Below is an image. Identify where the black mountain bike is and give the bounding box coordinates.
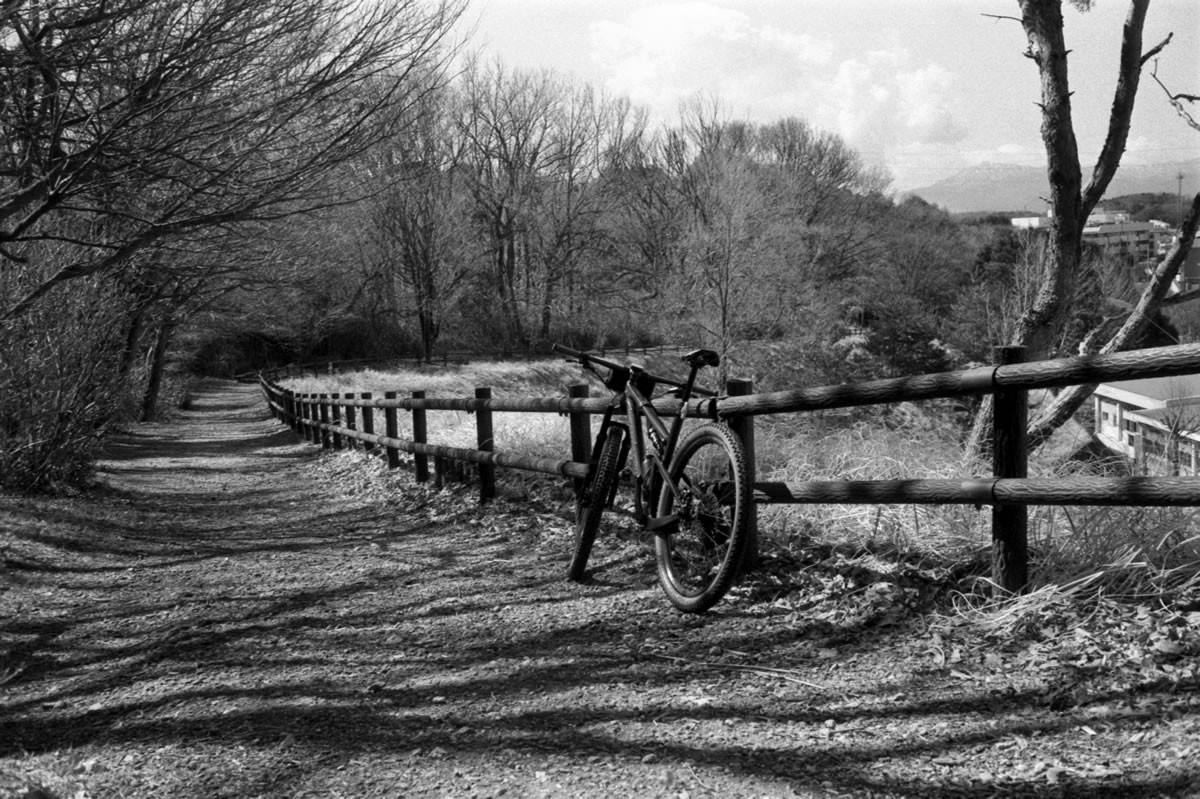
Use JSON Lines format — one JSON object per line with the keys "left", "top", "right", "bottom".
{"left": 554, "top": 344, "right": 750, "bottom": 613}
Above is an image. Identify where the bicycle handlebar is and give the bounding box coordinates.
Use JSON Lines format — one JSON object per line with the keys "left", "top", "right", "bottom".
{"left": 552, "top": 343, "right": 717, "bottom": 398}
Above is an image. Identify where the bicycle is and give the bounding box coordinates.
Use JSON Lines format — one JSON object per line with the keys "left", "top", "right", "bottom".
{"left": 553, "top": 344, "right": 751, "bottom": 613}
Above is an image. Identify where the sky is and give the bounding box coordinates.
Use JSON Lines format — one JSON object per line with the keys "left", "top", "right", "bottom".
{"left": 456, "top": 0, "right": 1200, "bottom": 191}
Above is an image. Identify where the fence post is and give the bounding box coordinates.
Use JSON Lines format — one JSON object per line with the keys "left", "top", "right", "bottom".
{"left": 568, "top": 383, "right": 591, "bottom": 493}
{"left": 282, "top": 388, "right": 293, "bottom": 427}
{"left": 263, "top": 382, "right": 276, "bottom": 419}
{"left": 361, "top": 392, "right": 375, "bottom": 454}
{"left": 726, "top": 378, "right": 759, "bottom": 572}
{"left": 384, "top": 391, "right": 401, "bottom": 469}
{"left": 344, "top": 393, "right": 357, "bottom": 451}
{"left": 298, "top": 394, "right": 309, "bottom": 441}
{"left": 318, "top": 394, "right": 331, "bottom": 449}
{"left": 305, "top": 395, "right": 317, "bottom": 444}
{"left": 476, "top": 387, "right": 495, "bottom": 502}
{"left": 412, "top": 390, "right": 429, "bottom": 482}
{"left": 330, "top": 393, "right": 344, "bottom": 450}
{"left": 287, "top": 390, "right": 298, "bottom": 431}
{"left": 992, "top": 346, "right": 1028, "bottom": 594}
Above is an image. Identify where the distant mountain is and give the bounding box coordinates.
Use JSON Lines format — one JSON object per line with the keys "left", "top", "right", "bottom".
{"left": 905, "top": 159, "right": 1200, "bottom": 214}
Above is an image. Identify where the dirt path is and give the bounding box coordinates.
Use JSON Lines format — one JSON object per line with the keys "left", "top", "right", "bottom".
{"left": 1, "top": 381, "right": 1198, "bottom": 798}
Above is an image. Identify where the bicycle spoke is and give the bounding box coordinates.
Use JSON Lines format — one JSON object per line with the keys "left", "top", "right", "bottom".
{"left": 654, "top": 424, "right": 749, "bottom": 613}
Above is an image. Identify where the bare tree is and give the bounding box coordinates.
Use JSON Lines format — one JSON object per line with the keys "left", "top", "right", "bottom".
{"left": 533, "top": 85, "right": 643, "bottom": 342}
{"left": 661, "top": 98, "right": 791, "bottom": 381}
{"left": 756, "top": 117, "right": 889, "bottom": 227}
{"left": 366, "top": 83, "right": 472, "bottom": 360}
{"left": 0, "top": 0, "right": 466, "bottom": 320}
{"left": 455, "top": 59, "right": 558, "bottom": 346}
{"left": 969, "top": 0, "right": 1200, "bottom": 454}
{"left": 454, "top": 59, "right": 644, "bottom": 348}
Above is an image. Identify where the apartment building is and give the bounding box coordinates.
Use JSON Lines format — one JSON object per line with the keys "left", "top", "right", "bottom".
{"left": 1082, "top": 219, "right": 1159, "bottom": 263}
{"left": 1094, "top": 374, "right": 1200, "bottom": 475}
{"left": 1012, "top": 208, "right": 1168, "bottom": 265}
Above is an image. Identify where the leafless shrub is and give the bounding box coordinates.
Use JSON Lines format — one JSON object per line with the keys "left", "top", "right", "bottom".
{"left": 0, "top": 262, "right": 134, "bottom": 491}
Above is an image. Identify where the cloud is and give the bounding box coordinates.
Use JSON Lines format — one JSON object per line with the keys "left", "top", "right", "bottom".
{"left": 588, "top": 2, "right": 974, "bottom": 188}
{"left": 826, "top": 51, "right": 968, "bottom": 159}
{"left": 590, "top": 4, "right": 965, "bottom": 158}
{"left": 590, "top": 2, "right": 834, "bottom": 119}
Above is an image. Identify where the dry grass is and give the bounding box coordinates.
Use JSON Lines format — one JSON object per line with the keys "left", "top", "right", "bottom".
{"left": 1025, "top": 504, "right": 1200, "bottom": 600}
{"left": 286, "top": 359, "right": 583, "bottom": 398}
{"left": 748, "top": 404, "right": 991, "bottom": 566}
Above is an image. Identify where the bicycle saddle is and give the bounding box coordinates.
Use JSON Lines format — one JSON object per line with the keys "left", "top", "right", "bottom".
{"left": 681, "top": 349, "right": 719, "bottom": 368}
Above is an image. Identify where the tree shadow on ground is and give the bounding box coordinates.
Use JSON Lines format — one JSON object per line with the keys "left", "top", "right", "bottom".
{"left": 4, "top": 381, "right": 1195, "bottom": 798}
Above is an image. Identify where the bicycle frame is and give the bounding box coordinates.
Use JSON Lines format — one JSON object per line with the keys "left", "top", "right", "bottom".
{"left": 569, "top": 350, "right": 712, "bottom": 526}
{"left": 618, "top": 368, "right": 682, "bottom": 524}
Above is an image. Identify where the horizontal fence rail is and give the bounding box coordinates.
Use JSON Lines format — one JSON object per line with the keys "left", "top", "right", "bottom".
{"left": 263, "top": 393, "right": 587, "bottom": 480}
{"left": 258, "top": 341, "right": 1200, "bottom": 595}
{"left": 295, "top": 393, "right": 613, "bottom": 415}
{"left": 755, "top": 477, "right": 1200, "bottom": 507}
{"left": 680, "top": 342, "right": 1200, "bottom": 418}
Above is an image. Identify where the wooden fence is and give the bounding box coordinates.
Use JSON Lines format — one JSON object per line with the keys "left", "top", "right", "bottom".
{"left": 258, "top": 341, "right": 1200, "bottom": 593}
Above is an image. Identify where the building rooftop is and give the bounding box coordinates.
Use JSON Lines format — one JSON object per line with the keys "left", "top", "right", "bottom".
{"left": 1128, "top": 405, "right": 1200, "bottom": 424}
{"left": 1100, "top": 374, "right": 1200, "bottom": 403}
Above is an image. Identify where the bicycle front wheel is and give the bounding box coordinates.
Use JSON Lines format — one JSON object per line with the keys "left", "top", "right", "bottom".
{"left": 655, "top": 423, "right": 750, "bottom": 613}
{"left": 568, "top": 424, "right": 626, "bottom": 582}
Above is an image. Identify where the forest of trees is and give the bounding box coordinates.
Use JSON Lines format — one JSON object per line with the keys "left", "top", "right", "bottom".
{"left": 1, "top": 0, "right": 1197, "bottom": 490}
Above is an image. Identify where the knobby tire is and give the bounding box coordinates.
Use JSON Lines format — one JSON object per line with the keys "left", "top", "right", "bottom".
{"left": 567, "top": 425, "right": 625, "bottom": 581}
{"left": 654, "top": 423, "right": 749, "bottom": 613}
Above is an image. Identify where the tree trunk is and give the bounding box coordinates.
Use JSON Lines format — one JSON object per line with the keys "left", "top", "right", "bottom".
{"left": 1010, "top": 0, "right": 1152, "bottom": 361}
{"left": 418, "top": 305, "right": 438, "bottom": 361}
{"left": 968, "top": 0, "right": 1163, "bottom": 458}
{"left": 1011, "top": 0, "right": 1085, "bottom": 362}
{"left": 1024, "top": 192, "right": 1200, "bottom": 450}
{"left": 540, "top": 267, "right": 557, "bottom": 343}
{"left": 140, "top": 320, "right": 175, "bottom": 422}
{"left": 494, "top": 207, "right": 525, "bottom": 345}
{"left": 119, "top": 305, "right": 149, "bottom": 378}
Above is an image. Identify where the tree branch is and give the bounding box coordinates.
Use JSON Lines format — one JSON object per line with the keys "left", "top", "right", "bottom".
{"left": 1081, "top": 0, "right": 1150, "bottom": 218}
{"left": 1150, "top": 62, "right": 1200, "bottom": 133}
{"left": 1140, "top": 31, "right": 1172, "bottom": 65}
{"left": 1162, "top": 287, "right": 1200, "bottom": 307}
{"left": 1027, "top": 191, "right": 1200, "bottom": 449}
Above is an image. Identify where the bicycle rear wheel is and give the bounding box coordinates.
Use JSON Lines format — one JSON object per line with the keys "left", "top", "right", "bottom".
{"left": 654, "top": 423, "right": 749, "bottom": 613}
{"left": 568, "top": 424, "right": 625, "bottom": 581}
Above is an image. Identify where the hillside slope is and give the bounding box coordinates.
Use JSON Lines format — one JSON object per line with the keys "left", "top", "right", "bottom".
{"left": 907, "top": 159, "right": 1200, "bottom": 214}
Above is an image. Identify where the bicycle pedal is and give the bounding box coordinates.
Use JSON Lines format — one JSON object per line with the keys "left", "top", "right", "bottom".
{"left": 647, "top": 514, "right": 679, "bottom": 535}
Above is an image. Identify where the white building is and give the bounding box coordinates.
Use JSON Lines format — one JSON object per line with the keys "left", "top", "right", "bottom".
{"left": 1082, "top": 220, "right": 1160, "bottom": 263}
{"left": 1011, "top": 208, "right": 1171, "bottom": 265}
{"left": 1169, "top": 246, "right": 1200, "bottom": 294}
{"left": 1011, "top": 214, "right": 1052, "bottom": 230}
{"left": 1094, "top": 374, "right": 1200, "bottom": 475}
